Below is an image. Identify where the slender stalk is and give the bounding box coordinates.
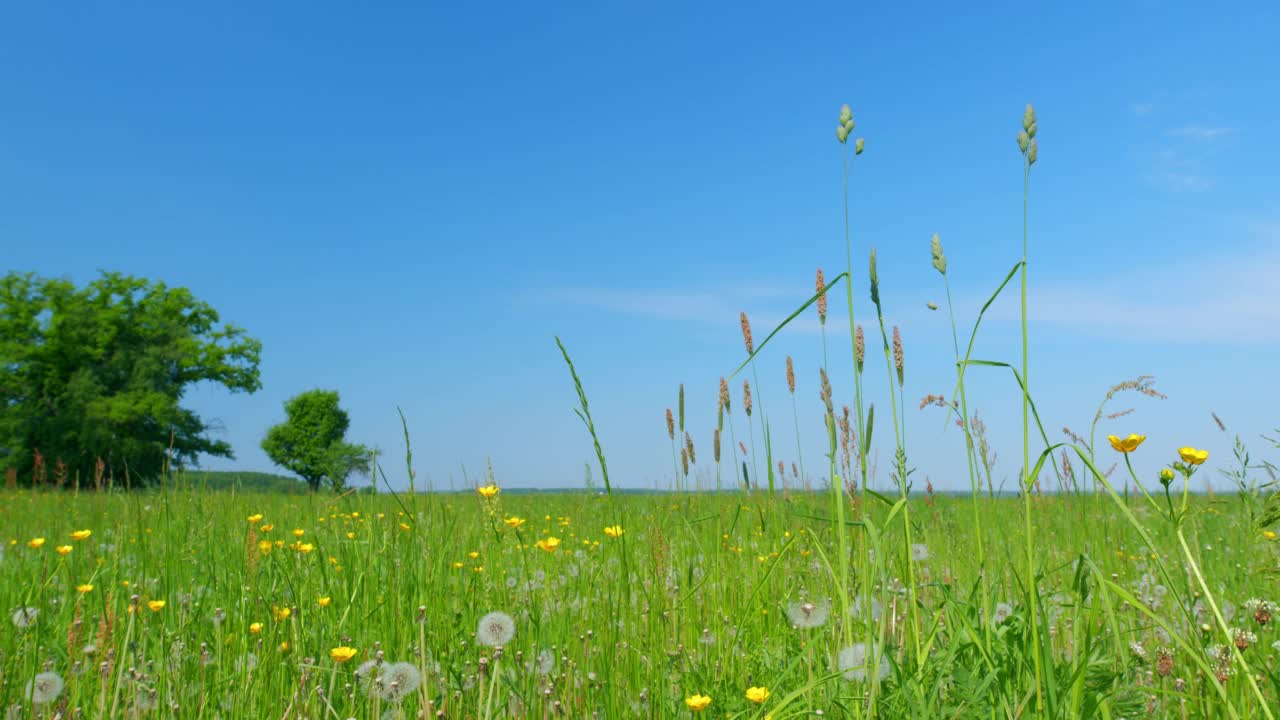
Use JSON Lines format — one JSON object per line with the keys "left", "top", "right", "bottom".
{"left": 1020, "top": 149, "right": 1045, "bottom": 714}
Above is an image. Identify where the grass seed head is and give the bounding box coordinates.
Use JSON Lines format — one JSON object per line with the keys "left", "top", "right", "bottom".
{"left": 815, "top": 268, "right": 828, "bottom": 323}
{"left": 930, "top": 233, "right": 947, "bottom": 275}
{"left": 740, "top": 312, "right": 754, "bottom": 355}
{"left": 743, "top": 380, "right": 753, "bottom": 417}
{"left": 868, "top": 248, "right": 880, "bottom": 306}
{"left": 666, "top": 409, "right": 674, "bottom": 440}
{"left": 786, "top": 356, "right": 796, "bottom": 394}
{"left": 892, "top": 326, "right": 905, "bottom": 387}
{"left": 855, "top": 325, "right": 865, "bottom": 371}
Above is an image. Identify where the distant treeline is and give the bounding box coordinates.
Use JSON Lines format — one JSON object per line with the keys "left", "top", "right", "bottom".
{"left": 178, "top": 470, "right": 310, "bottom": 494}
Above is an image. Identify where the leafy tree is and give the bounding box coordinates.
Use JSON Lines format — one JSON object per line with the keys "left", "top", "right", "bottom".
{"left": 0, "top": 271, "right": 262, "bottom": 486}
{"left": 261, "top": 389, "right": 370, "bottom": 491}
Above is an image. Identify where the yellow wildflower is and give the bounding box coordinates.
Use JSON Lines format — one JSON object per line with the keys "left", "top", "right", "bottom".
{"left": 249, "top": 622, "right": 263, "bottom": 634}
{"left": 297, "top": 543, "right": 315, "bottom": 554}
{"left": 477, "top": 484, "right": 500, "bottom": 498}
{"left": 536, "top": 537, "right": 561, "bottom": 553}
{"left": 147, "top": 600, "right": 166, "bottom": 612}
{"left": 317, "top": 596, "right": 331, "bottom": 607}
{"left": 56, "top": 545, "right": 72, "bottom": 555}
{"left": 604, "top": 525, "right": 624, "bottom": 538}
{"left": 329, "top": 646, "right": 358, "bottom": 663}
{"left": 70, "top": 529, "right": 92, "bottom": 541}
{"left": 292, "top": 528, "right": 305, "bottom": 537}
{"left": 273, "top": 606, "right": 291, "bottom": 621}
{"left": 1178, "top": 447, "right": 1209, "bottom": 465}
{"left": 1107, "top": 434, "right": 1146, "bottom": 453}
{"left": 247, "top": 514, "right": 263, "bottom": 523}
{"left": 685, "top": 694, "right": 711, "bottom": 711}
{"left": 746, "top": 686, "right": 770, "bottom": 704}
{"left": 504, "top": 516, "right": 526, "bottom": 528}
{"left": 258, "top": 540, "right": 273, "bottom": 554}
{"left": 27, "top": 538, "right": 45, "bottom": 549}
{"left": 1264, "top": 530, "right": 1277, "bottom": 541}
{"left": 76, "top": 584, "right": 94, "bottom": 593}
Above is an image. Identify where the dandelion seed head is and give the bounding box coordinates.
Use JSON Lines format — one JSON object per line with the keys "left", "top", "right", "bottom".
{"left": 26, "top": 672, "right": 64, "bottom": 705}
{"left": 477, "top": 611, "right": 516, "bottom": 647}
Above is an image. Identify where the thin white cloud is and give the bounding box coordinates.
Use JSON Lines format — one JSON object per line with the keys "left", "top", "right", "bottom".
{"left": 1132, "top": 102, "right": 1158, "bottom": 117}
{"left": 1015, "top": 243, "right": 1280, "bottom": 343}
{"left": 1166, "top": 126, "right": 1234, "bottom": 141}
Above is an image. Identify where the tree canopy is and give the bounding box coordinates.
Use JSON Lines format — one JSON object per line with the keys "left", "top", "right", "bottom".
{"left": 261, "top": 389, "right": 370, "bottom": 492}
{"left": 0, "top": 271, "right": 261, "bottom": 486}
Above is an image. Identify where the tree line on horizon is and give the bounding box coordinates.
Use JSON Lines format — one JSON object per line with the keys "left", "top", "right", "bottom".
{"left": 0, "top": 271, "right": 368, "bottom": 491}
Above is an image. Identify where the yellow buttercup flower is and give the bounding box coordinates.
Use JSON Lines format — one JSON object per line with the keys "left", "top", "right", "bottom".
{"left": 477, "top": 484, "right": 500, "bottom": 498}
{"left": 297, "top": 543, "right": 315, "bottom": 554}
{"left": 258, "top": 540, "right": 273, "bottom": 554}
{"left": 70, "top": 529, "right": 92, "bottom": 541}
{"left": 1263, "top": 530, "right": 1277, "bottom": 541}
{"left": 745, "top": 686, "right": 771, "bottom": 704}
{"left": 249, "top": 622, "right": 263, "bottom": 634}
{"left": 273, "top": 606, "right": 292, "bottom": 621}
{"left": 536, "top": 537, "right": 561, "bottom": 553}
{"left": 260, "top": 524, "right": 274, "bottom": 532}
{"left": 27, "top": 538, "right": 45, "bottom": 549}
{"left": 56, "top": 545, "right": 72, "bottom": 555}
{"left": 247, "top": 514, "right": 263, "bottom": 523}
{"left": 685, "top": 694, "right": 711, "bottom": 711}
{"left": 292, "top": 528, "right": 305, "bottom": 537}
{"left": 147, "top": 600, "right": 166, "bottom": 612}
{"left": 1178, "top": 447, "right": 1209, "bottom": 465}
{"left": 76, "top": 584, "right": 94, "bottom": 593}
{"left": 329, "top": 646, "right": 358, "bottom": 663}
{"left": 504, "top": 516, "right": 526, "bottom": 528}
{"left": 317, "top": 596, "right": 331, "bottom": 607}
{"left": 1107, "top": 434, "right": 1146, "bottom": 453}
{"left": 604, "top": 525, "right": 624, "bottom": 538}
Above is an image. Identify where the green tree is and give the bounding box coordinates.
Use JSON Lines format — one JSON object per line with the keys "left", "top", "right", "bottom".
{"left": 0, "top": 271, "right": 262, "bottom": 486}
{"left": 261, "top": 389, "right": 370, "bottom": 492}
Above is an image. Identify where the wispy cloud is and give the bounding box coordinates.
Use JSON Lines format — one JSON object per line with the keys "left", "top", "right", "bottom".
{"left": 1166, "top": 125, "right": 1234, "bottom": 141}
{"left": 1011, "top": 237, "right": 1280, "bottom": 343}
{"left": 526, "top": 282, "right": 855, "bottom": 337}
{"left": 1131, "top": 101, "right": 1158, "bottom": 117}
{"left": 1142, "top": 124, "right": 1235, "bottom": 192}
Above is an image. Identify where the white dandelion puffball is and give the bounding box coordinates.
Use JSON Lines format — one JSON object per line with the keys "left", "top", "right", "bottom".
{"left": 26, "top": 671, "right": 65, "bottom": 705}
{"left": 477, "top": 611, "right": 516, "bottom": 647}
{"left": 12, "top": 607, "right": 38, "bottom": 629}
{"left": 377, "top": 662, "right": 423, "bottom": 703}
{"left": 786, "top": 600, "right": 831, "bottom": 629}
{"left": 992, "top": 602, "right": 1013, "bottom": 625}
{"left": 837, "top": 644, "right": 890, "bottom": 682}
{"left": 535, "top": 648, "right": 555, "bottom": 675}
{"left": 851, "top": 596, "right": 883, "bottom": 622}
{"left": 910, "top": 543, "right": 930, "bottom": 562}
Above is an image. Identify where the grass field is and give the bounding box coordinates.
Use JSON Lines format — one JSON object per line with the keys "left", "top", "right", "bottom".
{"left": 1, "top": 485, "right": 1279, "bottom": 718}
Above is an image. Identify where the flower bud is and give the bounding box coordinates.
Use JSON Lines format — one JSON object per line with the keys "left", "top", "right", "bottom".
{"left": 1028, "top": 139, "right": 1038, "bottom": 165}
{"left": 1159, "top": 467, "right": 1175, "bottom": 487}
{"left": 836, "top": 125, "right": 850, "bottom": 144}
{"left": 839, "top": 104, "right": 853, "bottom": 126}
{"left": 1023, "top": 103, "right": 1036, "bottom": 132}
{"left": 1017, "top": 130, "right": 1029, "bottom": 153}
{"left": 854, "top": 137, "right": 864, "bottom": 155}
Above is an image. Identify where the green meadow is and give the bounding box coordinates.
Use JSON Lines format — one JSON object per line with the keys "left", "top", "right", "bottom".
{"left": 3, "top": 103, "right": 1278, "bottom": 720}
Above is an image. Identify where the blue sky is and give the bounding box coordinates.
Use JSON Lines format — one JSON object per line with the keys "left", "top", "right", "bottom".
{"left": 2, "top": 2, "right": 1277, "bottom": 491}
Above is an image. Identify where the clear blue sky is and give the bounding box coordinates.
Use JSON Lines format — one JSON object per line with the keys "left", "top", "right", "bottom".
{"left": 3, "top": 2, "right": 1277, "bottom": 491}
